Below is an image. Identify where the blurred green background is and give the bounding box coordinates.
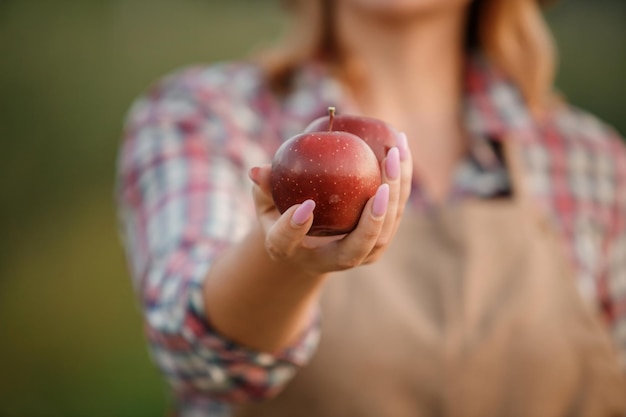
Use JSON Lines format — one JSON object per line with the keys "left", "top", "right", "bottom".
{"left": 0, "top": 0, "right": 624, "bottom": 416}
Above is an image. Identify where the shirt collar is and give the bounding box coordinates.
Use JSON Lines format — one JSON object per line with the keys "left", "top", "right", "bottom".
{"left": 463, "top": 54, "right": 536, "bottom": 142}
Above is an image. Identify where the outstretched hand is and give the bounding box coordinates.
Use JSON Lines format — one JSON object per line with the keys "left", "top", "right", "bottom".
{"left": 249, "top": 132, "right": 412, "bottom": 277}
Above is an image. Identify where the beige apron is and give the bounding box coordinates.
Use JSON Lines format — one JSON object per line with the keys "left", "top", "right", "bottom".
{"left": 235, "top": 143, "right": 626, "bottom": 417}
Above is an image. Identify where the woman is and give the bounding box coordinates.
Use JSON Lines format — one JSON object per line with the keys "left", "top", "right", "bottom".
{"left": 117, "top": 0, "right": 626, "bottom": 415}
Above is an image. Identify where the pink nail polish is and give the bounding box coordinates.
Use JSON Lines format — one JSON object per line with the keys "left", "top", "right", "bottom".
{"left": 385, "top": 147, "right": 400, "bottom": 180}
{"left": 248, "top": 167, "right": 260, "bottom": 185}
{"left": 292, "top": 200, "right": 316, "bottom": 226}
{"left": 372, "top": 184, "right": 389, "bottom": 218}
{"left": 397, "top": 132, "right": 409, "bottom": 161}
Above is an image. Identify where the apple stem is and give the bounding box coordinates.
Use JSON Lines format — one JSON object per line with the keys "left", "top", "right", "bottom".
{"left": 328, "top": 106, "right": 335, "bottom": 131}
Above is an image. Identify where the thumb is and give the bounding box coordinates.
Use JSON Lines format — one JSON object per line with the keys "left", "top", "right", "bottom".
{"left": 265, "top": 200, "right": 316, "bottom": 261}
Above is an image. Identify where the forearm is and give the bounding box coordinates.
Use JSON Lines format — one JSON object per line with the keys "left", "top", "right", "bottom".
{"left": 203, "top": 223, "right": 328, "bottom": 354}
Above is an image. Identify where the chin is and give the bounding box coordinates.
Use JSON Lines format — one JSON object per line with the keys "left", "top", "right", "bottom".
{"left": 347, "top": 0, "right": 470, "bottom": 16}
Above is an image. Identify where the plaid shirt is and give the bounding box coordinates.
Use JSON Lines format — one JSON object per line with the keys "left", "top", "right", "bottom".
{"left": 116, "top": 56, "right": 626, "bottom": 416}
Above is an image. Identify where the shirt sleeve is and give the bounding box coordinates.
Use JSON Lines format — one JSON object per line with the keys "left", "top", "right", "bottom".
{"left": 115, "top": 65, "right": 321, "bottom": 403}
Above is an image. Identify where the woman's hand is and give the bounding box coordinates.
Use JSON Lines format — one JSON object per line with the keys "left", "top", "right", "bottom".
{"left": 203, "top": 133, "right": 411, "bottom": 353}
{"left": 249, "top": 132, "right": 412, "bottom": 277}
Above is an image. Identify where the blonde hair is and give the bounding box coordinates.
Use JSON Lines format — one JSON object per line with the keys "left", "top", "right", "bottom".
{"left": 258, "top": 0, "right": 556, "bottom": 111}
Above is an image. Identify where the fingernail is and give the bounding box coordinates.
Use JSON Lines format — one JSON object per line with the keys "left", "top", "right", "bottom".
{"left": 385, "top": 147, "right": 400, "bottom": 180}
{"left": 397, "top": 132, "right": 409, "bottom": 161}
{"left": 372, "top": 184, "right": 389, "bottom": 218}
{"left": 292, "top": 200, "right": 316, "bottom": 226}
{"left": 248, "top": 167, "right": 260, "bottom": 185}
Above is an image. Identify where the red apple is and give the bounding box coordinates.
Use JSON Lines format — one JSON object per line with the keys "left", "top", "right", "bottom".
{"left": 304, "top": 108, "right": 398, "bottom": 163}
{"left": 270, "top": 127, "right": 381, "bottom": 236}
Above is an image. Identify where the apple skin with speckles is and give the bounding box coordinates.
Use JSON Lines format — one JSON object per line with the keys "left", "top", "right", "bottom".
{"left": 304, "top": 114, "right": 398, "bottom": 163}
{"left": 270, "top": 131, "right": 381, "bottom": 236}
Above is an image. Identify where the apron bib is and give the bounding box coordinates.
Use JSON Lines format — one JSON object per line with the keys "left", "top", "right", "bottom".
{"left": 235, "top": 143, "right": 626, "bottom": 417}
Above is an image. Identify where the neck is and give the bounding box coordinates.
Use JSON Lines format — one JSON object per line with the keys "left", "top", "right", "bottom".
{"left": 335, "top": 4, "right": 472, "bottom": 203}
{"left": 336, "top": 5, "right": 469, "bottom": 136}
